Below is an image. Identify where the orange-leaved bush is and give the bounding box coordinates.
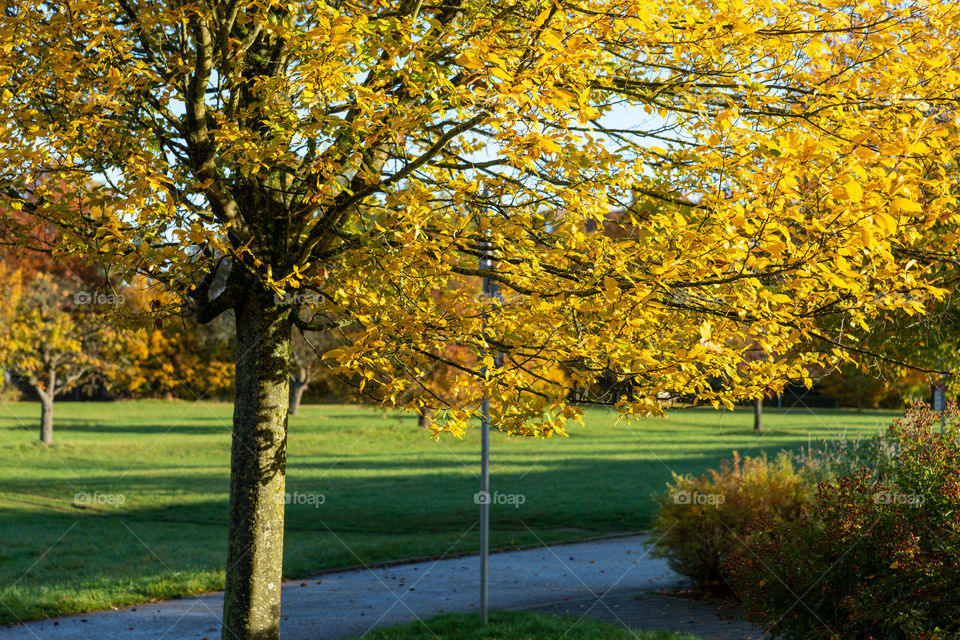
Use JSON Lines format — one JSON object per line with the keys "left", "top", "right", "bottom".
{"left": 726, "top": 403, "right": 960, "bottom": 640}
{"left": 651, "top": 452, "right": 810, "bottom": 594}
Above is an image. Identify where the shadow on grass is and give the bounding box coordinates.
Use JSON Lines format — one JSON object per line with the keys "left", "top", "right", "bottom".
{"left": 0, "top": 417, "right": 894, "bottom": 626}
{"left": 1, "top": 433, "right": 822, "bottom": 538}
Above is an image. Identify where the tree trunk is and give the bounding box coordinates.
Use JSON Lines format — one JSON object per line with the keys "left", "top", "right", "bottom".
{"left": 288, "top": 380, "right": 307, "bottom": 416}
{"left": 39, "top": 393, "right": 54, "bottom": 445}
{"left": 39, "top": 367, "right": 56, "bottom": 445}
{"left": 222, "top": 290, "right": 292, "bottom": 640}
{"left": 417, "top": 407, "right": 434, "bottom": 428}
{"left": 754, "top": 395, "right": 762, "bottom": 432}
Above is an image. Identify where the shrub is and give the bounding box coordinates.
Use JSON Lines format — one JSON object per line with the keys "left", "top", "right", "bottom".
{"left": 0, "top": 385, "right": 21, "bottom": 403}
{"left": 725, "top": 402, "right": 960, "bottom": 640}
{"left": 650, "top": 452, "right": 810, "bottom": 594}
{"left": 792, "top": 427, "right": 898, "bottom": 484}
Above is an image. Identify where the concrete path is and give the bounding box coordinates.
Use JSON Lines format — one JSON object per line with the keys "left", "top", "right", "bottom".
{"left": 0, "top": 535, "right": 762, "bottom": 640}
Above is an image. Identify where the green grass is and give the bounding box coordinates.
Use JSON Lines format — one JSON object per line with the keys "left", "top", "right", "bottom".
{"left": 0, "top": 399, "right": 898, "bottom": 624}
{"left": 351, "top": 611, "right": 702, "bottom": 639}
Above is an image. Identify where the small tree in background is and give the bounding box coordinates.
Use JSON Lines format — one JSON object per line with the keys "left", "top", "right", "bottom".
{"left": 287, "top": 327, "right": 344, "bottom": 415}
{"left": 116, "top": 282, "right": 236, "bottom": 400}
{"left": 0, "top": 267, "right": 116, "bottom": 443}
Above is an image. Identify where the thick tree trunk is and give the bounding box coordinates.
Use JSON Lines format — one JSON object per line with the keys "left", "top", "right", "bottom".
{"left": 754, "top": 396, "right": 762, "bottom": 432}
{"left": 39, "top": 367, "right": 55, "bottom": 445}
{"left": 288, "top": 380, "right": 307, "bottom": 416}
{"left": 221, "top": 291, "right": 292, "bottom": 640}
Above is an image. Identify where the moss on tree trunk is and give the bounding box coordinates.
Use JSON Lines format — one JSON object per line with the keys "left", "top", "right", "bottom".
{"left": 222, "top": 290, "right": 292, "bottom": 640}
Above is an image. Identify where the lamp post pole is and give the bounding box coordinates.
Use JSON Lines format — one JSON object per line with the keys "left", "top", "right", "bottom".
{"left": 478, "top": 236, "right": 500, "bottom": 623}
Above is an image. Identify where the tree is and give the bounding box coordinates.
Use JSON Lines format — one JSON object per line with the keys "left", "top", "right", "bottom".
{"left": 0, "top": 267, "right": 114, "bottom": 443}
{"left": 116, "top": 279, "right": 236, "bottom": 400}
{"left": 117, "top": 319, "right": 236, "bottom": 399}
{"left": 812, "top": 239, "right": 960, "bottom": 405}
{"left": 2, "top": 2, "right": 959, "bottom": 638}
{"left": 368, "top": 342, "right": 482, "bottom": 428}
{"left": 287, "top": 327, "right": 336, "bottom": 415}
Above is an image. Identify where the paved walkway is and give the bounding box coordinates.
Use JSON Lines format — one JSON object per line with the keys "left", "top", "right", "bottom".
{"left": 0, "top": 535, "right": 763, "bottom": 640}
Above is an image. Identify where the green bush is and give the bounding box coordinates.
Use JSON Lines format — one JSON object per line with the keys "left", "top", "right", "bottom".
{"left": 650, "top": 452, "right": 810, "bottom": 594}
{"left": 792, "top": 426, "right": 898, "bottom": 483}
{"left": 725, "top": 402, "right": 960, "bottom": 640}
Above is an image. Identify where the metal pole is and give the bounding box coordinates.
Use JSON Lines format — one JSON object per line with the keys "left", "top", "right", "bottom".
{"left": 480, "top": 387, "right": 490, "bottom": 622}
{"left": 479, "top": 241, "right": 495, "bottom": 624}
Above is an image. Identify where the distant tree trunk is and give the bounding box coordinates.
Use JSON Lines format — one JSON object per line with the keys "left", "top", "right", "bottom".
{"left": 39, "top": 396, "right": 54, "bottom": 445}
{"left": 417, "top": 407, "right": 434, "bottom": 428}
{"left": 39, "top": 367, "right": 56, "bottom": 445}
{"left": 754, "top": 396, "right": 762, "bottom": 432}
{"left": 288, "top": 379, "right": 307, "bottom": 416}
{"left": 222, "top": 289, "right": 292, "bottom": 640}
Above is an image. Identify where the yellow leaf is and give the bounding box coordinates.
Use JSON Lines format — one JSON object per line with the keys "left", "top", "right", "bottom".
{"left": 454, "top": 51, "right": 484, "bottom": 70}
{"left": 540, "top": 137, "right": 562, "bottom": 155}
{"left": 541, "top": 30, "right": 561, "bottom": 49}
{"left": 322, "top": 347, "right": 348, "bottom": 361}
{"left": 533, "top": 8, "right": 552, "bottom": 27}
{"left": 603, "top": 276, "right": 619, "bottom": 301}
{"left": 891, "top": 198, "right": 922, "bottom": 215}
{"left": 874, "top": 211, "right": 897, "bottom": 235}
{"left": 489, "top": 66, "right": 512, "bottom": 81}
{"left": 699, "top": 321, "right": 712, "bottom": 341}
{"left": 844, "top": 180, "right": 863, "bottom": 203}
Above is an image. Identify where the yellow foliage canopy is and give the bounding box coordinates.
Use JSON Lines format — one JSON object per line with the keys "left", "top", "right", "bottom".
{"left": 0, "top": 0, "right": 958, "bottom": 435}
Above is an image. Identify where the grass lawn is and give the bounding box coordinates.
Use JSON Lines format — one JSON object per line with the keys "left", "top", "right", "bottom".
{"left": 351, "top": 611, "right": 702, "bottom": 639}
{"left": 0, "top": 399, "right": 898, "bottom": 624}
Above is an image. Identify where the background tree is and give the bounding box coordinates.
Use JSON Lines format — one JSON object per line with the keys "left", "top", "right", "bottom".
{"left": 813, "top": 246, "right": 960, "bottom": 406}
{"left": 103, "top": 275, "right": 235, "bottom": 400}
{"left": 115, "top": 319, "right": 235, "bottom": 399}
{"left": 818, "top": 362, "right": 901, "bottom": 410}
{"left": 3, "top": 2, "right": 960, "bottom": 639}
{"left": 287, "top": 327, "right": 339, "bottom": 415}
{"left": 0, "top": 267, "right": 116, "bottom": 443}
